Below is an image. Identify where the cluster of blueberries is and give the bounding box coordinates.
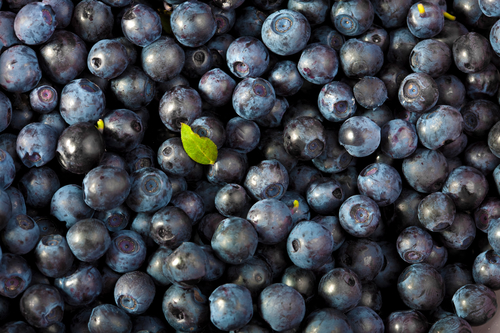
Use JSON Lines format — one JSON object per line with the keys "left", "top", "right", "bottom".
{"left": 2, "top": 0, "right": 500, "bottom": 331}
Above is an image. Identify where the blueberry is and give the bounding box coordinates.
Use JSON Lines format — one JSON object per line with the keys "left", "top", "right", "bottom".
{"left": 224, "top": 117, "right": 260, "bottom": 153}
{"left": 281, "top": 190, "right": 311, "bottom": 225}
{"left": 14, "top": 2, "right": 56, "bottom": 45}
{"left": 281, "top": 265, "right": 316, "bottom": 302}
{"left": 146, "top": 246, "right": 173, "bottom": 287}
{"left": 95, "top": 204, "right": 131, "bottom": 232}
{"left": 306, "top": 178, "right": 344, "bottom": 214}
{"left": 150, "top": 206, "right": 191, "bottom": 248}
{"left": 227, "top": 36, "right": 269, "bottom": 78}
{"left": 442, "top": 166, "right": 488, "bottom": 211}
{"left": 50, "top": 185, "right": 95, "bottom": 229}
{"left": 164, "top": 242, "right": 207, "bottom": 286}
{"left": 215, "top": 183, "right": 252, "bottom": 218}
{"left": 283, "top": 116, "right": 326, "bottom": 160}
{"left": 244, "top": 159, "right": 289, "bottom": 201}
{"left": 126, "top": 167, "right": 172, "bottom": 213}
{"left": 402, "top": 148, "right": 448, "bottom": 193}
{"left": 171, "top": 190, "right": 205, "bottom": 223}
{"left": 35, "top": 234, "right": 74, "bottom": 278}
{"left": 19, "top": 166, "right": 60, "bottom": 209}
{"left": 340, "top": 38, "right": 384, "bottom": 78}
{"left": 0, "top": 321, "right": 36, "bottom": 333}
{"left": 353, "top": 76, "right": 388, "bottom": 109}
{"left": 182, "top": 45, "right": 213, "bottom": 79}
{"left": 0, "top": 150, "right": 15, "bottom": 190}
{"left": 141, "top": 37, "right": 185, "bottom": 83}
{"left": 5, "top": 187, "right": 25, "bottom": 217}
{"left": 452, "top": 284, "right": 497, "bottom": 326}
{"left": 358, "top": 163, "right": 402, "bottom": 207}
{"left": 87, "top": 39, "right": 130, "bottom": 80}
{"left": 338, "top": 116, "right": 381, "bottom": 158}
{"left": 232, "top": 77, "right": 276, "bottom": 120}
{"left": 428, "top": 316, "right": 472, "bottom": 333}
{"left": 246, "top": 198, "right": 292, "bottom": 244}
{"left": 261, "top": 9, "right": 311, "bottom": 56}
{"left": 259, "top": 130, "right": 298, "bottom": 172}
{"left": 337, "top": 239, "right": 383, "bottom": 282}
{"left": 110, "top": 66, "right": 155, "bottom": 111}
{"left": 398, "top": 73, "right": 439, "bottom": 113}
{"left": 71, "top": 0, "right": 113, "bottom": 43}
{"left": 474, "top": 197, "right": 500, "bottom": 233}
{"left": 317, "top": 81, "right": 357, "bottom": 122}
{"left": 88, "top": 304, "right": 132, "bottom": 333}
{"left": 331, "top": 0, "right": 374, "bottom": 36}
{"left": 303, "top": 308, "right": 353, "bottom": 333}
{"left": 359, "top": 24, "right": 390, "bottom": 51}
{"left": 258, "top": 283, "right": 305, "bottom": 331}
{"left": 310, "top": 25, "right": 345, "bottom": 51}
{"left": 439, "top": 212, "right": 476, "bottom": 250}
{"left": 132, "top": 316, "right": 167, "bottom": 333}
{"left": 54, "top": 262, "right": 102, "bottom": 306}
{"left": 162, "top": 284, "right": 209, "bottom": 332}
{"left": 0, "top": 253, "right": 32, "bottom": 298}
{"left": 410, "top": 39, "right": 452, "bottom": 78}
{"left": 114, "top": 271, "right": 155, "bottom": 315}
{"left": 157, "top": 137, "right": 197, "bottom": 178}
{"left": 385, "top": 310, "right": 429, "bottom": 333}
{"left": 211, "top": 217, "right": 258, "bottom": 265}
{"left": 435, "top": 75, "right": 466, "bottom": 109}
{"left": 66, "top": 218, "right": 111, "bottom": 262}
{"left": 380, "top": 119, "right": 418, "bottom": 159}
{"left": 298, "top": 43, "right": 338, "bottom": 85}
{"left": 20, "top": 284, "right": 64, "bottom": 328}
{"left": 287, "top": 220, "right": 334, "bottom": 269}
{"left": 201, "top": 245, "right": 225, "bottom": 281}
{"left": 407, "top": 2, "right": 444, "bottom": 38}
{"left": 397, "top": 263, "right": 445, "bottom": 310}
{"left": 288, "top": 164, "right": 323, "bottom": 196}
{"left": 30, "top": 85, "right": 58, "bottom": 114}
{"left": 170, "top": 0, "right": 216, "bottom": 47}
{"left": 83, "top": 166, "right": 131, "bottom": 211}
{"left": 16, "top": 122, "right": 58, "bottom": 168}
{"left": 59, "top": 79, "right": 105, "bottom": 125}
{"left": 346, "top": 306, "right": 384, "bottom": 333}
{"left": 210, "top": 284, "right": 253, "bottom": 331}
{"left": 232, "top": 6, "right": 266, "bottom": 38}
{"left": 1, "top": 214, "right": 40, "bottom": 255}
{"left": 454, "top": 32, "right": 492, "bottom": 74}
{"left": 225, "top": 256, "right": 272, "bottom": 298}
{"left": 339, "top": 194, "right": 381, "bottom": 238}
{"left": 121, "top": 4, "right": 161, "bottom": 47}
{"left": 464, "top": 141, "right": 500, "bottom": 175}
{"left": 464, "top": 63, "right": 500, "bottom": 99}
{"left": 106, "top": 230, "right": 146, "bottom": 273}
{"left": 319, "top": 268, "right": 362, "bottom": 312}
{"left": 206, "top": 148, "right": 248, "bottom": 185}
{"left": 418, "top": 192, "right": 456, "bottom": 232}
{"left": 416, "top": 105, "right": 464, "bottom": 150}
{"left": 397, "top": 226, "right": 434, "bottom": 264}
{"left": 371, "top": 0, "right": 411, "bottom": 28}
{"left": 473, "top": 250, "right": 500, "bottom": 290}
{"left": 0, "top": 12, "right": 20, "bottom": 54}
{"left": 198, "top": 68, "right": 236, "bottom": 107}
{"left": 159, "top": 86, "right": 202, "bottom": 132}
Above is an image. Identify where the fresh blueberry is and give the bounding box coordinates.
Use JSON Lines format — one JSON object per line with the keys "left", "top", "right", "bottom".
{"left": 442, "top": 166, "right": 488, "bottom": 211}
{"left": 35, "top": 234, "right": 74, "bottom": 278}
{"left": 224, "top": 117, "right": 260, "bottom": 153}
{"left": 170, "top": 0, "right": 216, "bottom": 47}
{"left": 346, "top": 306, "right": 384, "bottom": 333}
{"left": 454, "top": 32, "right": 491, "bottom": 74}
{"left": 407, "top": 2, "right": 444, "bottom": 38}
{"left": 71, "top": 0, "right": 114, "bottom": 43}
{"left": 1, "top": 214, "right": 40, "bottom": 255}
{"left": 20, "top": 284, "right": 64, "bottom": 328}
{"left": 452, "top": 284, "right": 497, "bottom": 326}
{"left": 16, "top": 122, "right": 58, "bottom": 168}
{"left": 106, "top": 230, "right": 146, "bottom": 273}
{"left": 402, "top": 148, "right": 448, "bottom": 193}
{"left": 50, "top": 185, "right": 95, "bottom": 229}
{"left": 397, "top": 263, "right": 445, "bottom": 310}
{"left": 54, "top": 262, "right": 102, "bottom": 306}
{"left": 210, "top": 284, "right": 253, "bottom": 331}
{"left": 162, "top": 284, "right": 209, "bottom": 332}
{"left": 258, "top": 283, "right": 305, "bottom": 331}
{"left": 88, "top": 304, "right": 132, "bottom": 333}
{"left": 164, "top": 242, "right": 207, "bottom": 286}
{"left": 0, "top": 253, "right": 32, "bottom": 298}
{"left": 211, "top": 217, "right": 258, "bottom": 265}
{"left": 319, "top": 267, "right": 362, "bottom": 312}
{"left": 244, "top": 159, "right": 289, "bottom": 201}
{"left": 150, "top": 206, "right": 191, "bottom": 248}
{"left": 83, "top": 165, "right": 132, "bottom": 211}
{"left": 198, "top": 68, "right": 236, "bottom": 107}
{"left": 317, "top": 81, "right": 357, "bottom": 122}
{"left": 59, "top": 79, "right": 105, "bottom": 125}
{"left": 126, "top": 167, "right": 172, "bottom": 213}
{"left": 410, "top": 39, "right": 452, "bottom": 78}
{"left": 331, "top": 0, "right": 374, "bottom": 36}
{"left": 398, "top": 73, "right": 439, "bottom": 113}
{"left": 306, "top": 178, "right": 344, "bottom": 214}
{"left": 232, "top": 77, "right": 276, "bottom": 121}
{"left": 114, "top": 271, "right": 155, "bottom": 315}
{"left": 141, "top": 37, "right": 185, "bottom": 83}
{"left": 287, "top": 220, "right": 334, "bottom": 269}
{"left": 340, "top": 38, "right": 384, "bottom": 77}
{"left": 121, "top": 4, "right": 161, "bottom": 47}
{"left": 66, "top": 218, "right": 111, "bottom": 262}
{"left": 14, "top": 2, "right": 56, "bottom": 45}
{"left": 88, "top": 39, "right": 130, "bottom": 80}
{"left": 338, "top": 116, "right": 381, "bottom": 158}
{"left": 339, "top": 194, "right": 381, "bottom": 238}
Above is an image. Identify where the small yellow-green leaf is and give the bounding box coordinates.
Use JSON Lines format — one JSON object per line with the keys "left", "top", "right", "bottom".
{"left": 157, "top": 9, "right": 173, "bottom": 35}
{"left": 181, "top": 123, "right": 218, "bottom": 165}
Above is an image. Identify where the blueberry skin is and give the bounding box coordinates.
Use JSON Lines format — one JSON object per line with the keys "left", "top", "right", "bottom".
{"left": 385, "top": 310, "right": 429, "bottom": 333}
{"left": 312, "top": 215, "right": 346, "bottom": 251}
{"left": 475, "top": 197, "right": 500, "bottom": 233}
{"left": 95, "top": 204, "right": 131, "bottom": 232}
{"left": 159, "top": 86, "right": 202, "bottom": 132}
{"left": 402, "top": 148, "right": 448, "bottom": 193}
{"left": 201, "top": 245, "right": 225, "bottom": 281}
{"left": 198, "top": 213, "right": 224, "bottom": 243}
{"left": 287, "top": 221, "right": 334, "bottom": 269}
{"left": 50, "top": 185, "right": 95, "bottom": 229}
{"left": 442, "top": 166, "right": 488, "bottom": 211}
{"left": 150, "top": 206, "right": 191, "bottom": 248}
{"left": 126, "top": 167, "right": 172, "bottom": 213}
{"left": 244, "top": 159, "right": 289, "bottom": 201}
{"left": 121, "top": 4, "right": 161, "bottom": 48}
{"left": 307, "top": 179, "right": 344, "bottom": 214}
{"left": 298, "top": 43, "right": 338, "bottom": 85}
{"left": 224, "top": 117, "right": 260, "bottom": 153}
{"left": 71, "top": 0, "right": 113, "bottom": 43}
{"left": 30, "top": 85, "right": 58, "bottom": 114}
{"left": 358, "top": 163, "right": 402, "bottom": 207}
{"left": 1, "top": 214, "right": 40, "bottom": 255}
{"left": 340, "top": 39, "right": 384, "bottom": 78}
{"left": 226, "top": 36, "right": 269, "bottom": 79}
{"left": 283, "top": 116, "right": 326, "bottom": 160}
{"left": 489, "top": 121, "right": 500, "bottom": 158}
{"left": 164, "top": 242, "right": 207, "bottom": 286}
{"left": 106, "top": 230, "right": 146, "bottom": 273}
{"left": 491, "top": 19, "right": 500, "bottom": 56}
{"left": 66, "top": 218, "right": 111, "bottom": 262}
{"left": 371, "top": 0, "right": 411, "bottom": 28}
{"left": 225, "top": 256, "right": 272, "bottom": 298}
{"left": 439, "top": 212, "right": 476, "bottom": 250}
{"left": 353, "top": 76, "right": 387, "bottom": 109}
{"left": 54, "top": 262, "right": 102, "bottom": 306}
{"left": 124, "top": 144, "right": 155, "bottom": 174}
{"left": 198, "top": 69, "right": 235, "bottom": 107}
{"left": 16, "top": 122, "right": 57, "bottom": 168}
{"left": 465, "top": 63, "right": 500, "bottom": 99}
{"left": 232, "top": 77, "right": 276, "bottom": 121}
{"left": 281, "top": 265, "right": 316, "bottom": 302}
{"left": 464, "top": 141, "right": 500, "bottom": 175}
{"left": 141, "top": 37, "right": 185, "bottom": 83}
{"left": 0, "top": 45, "right": 42, "bottom": 93}
{"left": 114, "top": 271, "right": 155, "bottom": 315}
{"left": 489, "top": 218, "right": 500, "bottom": 254}
{"left": 0, "top": 321, "right": 36, "bottom": 333}
{"left": 211, "top": 217, "right": 258, "bottom": 265}
{"left": 288, "top": 164, "right": 323, "bottom": 196}
{"left": 209, "top": 284, "right": 253, "bottom": 331}
{"left": 20, "top": 284, "right": 64, "bottom": 328}
{"left": 319, "top": 268, "right": 362, "bottom": 312}
{"left": 146, "top": 246, "right": 172, "bottom": 287}
{"left": 258, "top": 283, "right": 305, "bottom": 331}
{"left": 359, "top": 24, "right": 390, "bottom": 52}
{"left": 473, "top": 250, "right": 500, "bottom": 290}
{"left": 410, "top": 39, "right": 452, "bottom": 78}
{"left": 88, "top": 304, "right": 132, "bottom": 333}
{"left": 310, "top": 25, "right": 345, "bottom": 51}
{"left": 0, "top": 253, "right": 32, "bottom": 298}
{"left": 0, "top": 12, "right": 20, "bottom": 53}
{"left": 5, "top": 187, "right": 25, "bottom": 217}
{"left": 428, "top": 316, "right": 472, "bottom": 333}
{"left": 246, "top": 198, "right": 293, "bottom": 244}
{"left": 83, "top": 166, "right": 132, "bottom": 211}
{"left": 206, "top": 148, "right": 248, "bottom": 185}
{"left": 454, "top": 32, "right": 491, "bottom": 74}
{"left": 157, "top": 137, "right": 197, "bottom": 178}
{"left": 132, "top": 316, "right": 167, "bottom": 333}
{"left": 232, "top": 6, "right": 266, "bottom": 38}
{"left": 452, "top": 284, "right": 497, "bottom": 326}
{"left": 261, "top": 9, "right": 311, "bottom": 56}
{"left": 416, "top": 105, "right": 464, "bottom": 150}
{"left": 162, "top": 284, "right": 209, "bottom": 332}
{"left": 435, "top": 75, "right": 466, "bottom": 109}
{"left": 332, "top": 0, "right": 374, "bottom": 36}
{"left": 170, "top": 1, "right": 216, "bottom": 47}
{"left": 380, "top": 119, "right": 418, "bottom": 159}
{"left": 397, "top": 263, "right": 445, "bottom": 310}
{"left": 59, "top": 79, "right": 106, "bottom": 125}
{"left": 39, "top": 31, "right": 88, "bottom": 85}
{"left": 88, "top": 39, "right": 130, "bottom": 80}
{"left": 102, "top": 109, "right": 144, "bottom": 153}
{"left": 303, "top": 308, "right": 353, "bottom": 333}
{"left": 281, "top": 190, "right": 311, "bottom": 226}
{"left": 480, "top": 0, "right": 500, "bottom": 16}
{"left": 110, "top": 66, "right": 155, "bottom": 111}
{"left": 317, "top": 81, "right": 356, "bottom": 122}
{"left": 397, "top": 226, "right": 434, "bottom": 264}
{"left": 418, "top": 192, "right": 456, "bottom": 232}
{"left": 339, "top": 195, "right": 381, "bottom": 238}
{"left": 259, "top": 130, "right": 298, "bottom": 172}
{"left": 337, "top": 239, "right": 383, "bottom": 282}
{"left": 171, "top": 191, "right": 205, "bottom": 223}
{"left": 346, "top": 306, "right": 384, "bottom": 333}
{"left": 398, "top": 73, "right": 439, "bottom": 113}
{"left": 19, "top": 166, "right": 60, "bottom": 209}
{"left": 35, "top": 234, "right": 74, "bottom": 278}
{"left": 407, "top": 2, "right": 444, "bottom": 38}
{"left": 339, "top": 116, "right": 381, "bottom": 158}
{"left": 215, "top": 183, "right": 252, "bottom": 218}
{"left": 14, "top": 2, "right": 56, "bottom": 45}
{"left": 0, "top": 150, "right": 15, "bottom": 190}
{"left": 266, "top": 61, "right": 303, "bottom": 98}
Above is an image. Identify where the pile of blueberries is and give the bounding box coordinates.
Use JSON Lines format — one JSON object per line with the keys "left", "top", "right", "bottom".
{"left": 3, "top": 0, "right": 500, "bottom": 331}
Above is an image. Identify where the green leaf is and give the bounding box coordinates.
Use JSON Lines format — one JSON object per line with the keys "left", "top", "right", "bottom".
{"left": 180, "top": 123, "right": 218, "bottom": 165}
